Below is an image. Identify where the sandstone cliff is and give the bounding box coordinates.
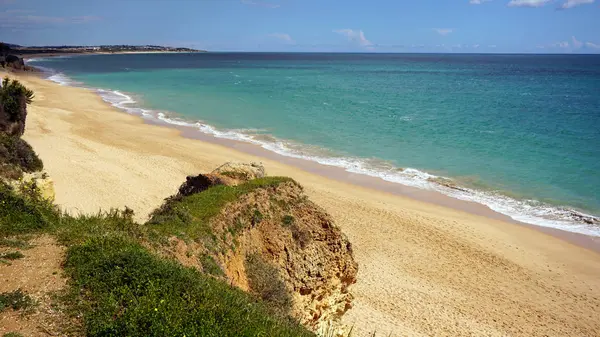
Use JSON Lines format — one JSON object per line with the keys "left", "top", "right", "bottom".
{"left": 148, "top": 163, "right": 358, "bottom": 334}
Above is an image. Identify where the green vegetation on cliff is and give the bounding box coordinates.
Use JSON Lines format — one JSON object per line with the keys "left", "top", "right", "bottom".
{"left": 0, "top": 79, "right": 313, "bottom": 336}
{"left": 65, "top": 236, "right": 311, "bottom": 336}
{"left": 148, "top": 176, "right": 294, "bottom": 240}
{"left": 0, "top": 176, "right": 313, "bottom": 336}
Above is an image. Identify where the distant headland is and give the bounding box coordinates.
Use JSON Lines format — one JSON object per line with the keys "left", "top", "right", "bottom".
{"left": 0, "top": 42, "right": 205, "bottom": 71}
{"left": 1, "top": 42, "right": 204, "bottom": 57}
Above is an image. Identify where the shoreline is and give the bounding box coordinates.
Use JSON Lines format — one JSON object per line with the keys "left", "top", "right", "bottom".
{"left": 7, "top": 69, "right": 600, "bottom": 336}
{"left": 176, "top": 125, "right": 600, "bottom": 252}
{"left": 25, "top": 56, "right": 600, "bottom": 251}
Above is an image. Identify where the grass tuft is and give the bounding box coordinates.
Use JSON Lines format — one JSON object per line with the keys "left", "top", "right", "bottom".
{"left": 0, "top": 237, "right": 30, "bottom": 249}
{"left": 0, "top": 289, "right": 34, "bottom": 312}
{"left": 3, "top": 332, "right": 25, "bottom": 337}
{"left": 0, "top": 251, "right": 24, "bottom": 260}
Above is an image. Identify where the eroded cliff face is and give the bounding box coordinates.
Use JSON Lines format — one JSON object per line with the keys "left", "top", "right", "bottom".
{"left": 154, "top": 163, "right": 358, "bottom": 334}
{"left": 216, "top": 181, "right": 357, "bottom": 332}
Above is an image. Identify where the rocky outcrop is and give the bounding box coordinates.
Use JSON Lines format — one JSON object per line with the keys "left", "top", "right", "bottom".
{"left": 175, "top": 162, "right": 265, "bottom": 197}
{"left": 212, "top": 161, "right": 266, "bottom": 181}
{"left": 154, "top": 163, "right": 358, "bottom": 334}
{"left": 3, "top": 55, "right": 25, "bottom": 70}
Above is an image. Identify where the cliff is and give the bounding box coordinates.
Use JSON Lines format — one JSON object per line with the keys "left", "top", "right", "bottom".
{"left": 149, "top": 163, "right": 358, "bottom": 333}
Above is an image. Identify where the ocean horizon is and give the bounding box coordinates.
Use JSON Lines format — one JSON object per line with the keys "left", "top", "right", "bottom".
{"left": 29, "top": 52, "right": 600, "bottom": 236}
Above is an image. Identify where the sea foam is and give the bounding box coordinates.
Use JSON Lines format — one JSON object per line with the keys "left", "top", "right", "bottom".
{"left": 38, "top": 72, "right": 600, "bottom": 238}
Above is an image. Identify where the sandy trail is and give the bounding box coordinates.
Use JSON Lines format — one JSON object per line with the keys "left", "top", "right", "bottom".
{"left": 7, "top": 71, "right": 600, "bottom": 336}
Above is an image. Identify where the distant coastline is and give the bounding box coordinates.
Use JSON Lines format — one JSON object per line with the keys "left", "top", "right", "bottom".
{"left": 6, "top": 44, "right": 205, "bottom": 59}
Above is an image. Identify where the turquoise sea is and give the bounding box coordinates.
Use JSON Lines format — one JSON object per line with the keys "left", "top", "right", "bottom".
{"left": 29, "top": 53, "right": 600, "bottom": 235}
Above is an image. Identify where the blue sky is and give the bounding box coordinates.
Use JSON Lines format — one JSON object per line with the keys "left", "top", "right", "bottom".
{"left": 1, "top": 0, "right": 599, "bottom": 53}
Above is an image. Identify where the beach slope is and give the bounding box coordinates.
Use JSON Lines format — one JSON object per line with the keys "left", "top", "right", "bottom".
{"left": 9, "top": 71, "right": 600, "bottom": 336}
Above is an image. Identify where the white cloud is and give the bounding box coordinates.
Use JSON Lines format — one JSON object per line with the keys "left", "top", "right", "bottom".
{"left": 268, "top": 33, "right": 294, "bottom": 44}
{"left": 571, "top": 36, "right": 583, "bottom": 48}
{"left": 546, "top": 36, "right": 599, "bottom": 51}
{"left": 473, "top": 44, "right": 480, "bottom": 48}
{"left": 585, "top": 42, "right": 600, "bottom": 49}
{"left": 469, "top": 0, "right": 491, "bottom": 4}
{"left": 561, "top": 0, "right": 594, "bottom": 8}
{"left": 507, "top": 0, "right": 550, "bottom": 7}
{"left": 241, "top": 0, "right": 280, "bottom": 8}
{"left": 334, "top": 29, "right": 373, "bottom": 47}
{"left": 433, "top": 28, "right": 453, "bottom": 36}
{"left": 0, "top": 11, "right": 100, "bottom": 27}
{"left": 488, "top": 44, "right": 497, "bottom": 48}
{"left": 552, "top": 41, "right": 570, "bottom": 48}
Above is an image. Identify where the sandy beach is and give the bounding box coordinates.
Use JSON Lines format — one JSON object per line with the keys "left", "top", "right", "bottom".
{"left": 5, "top": 70, "right": 600, "bottom": 336}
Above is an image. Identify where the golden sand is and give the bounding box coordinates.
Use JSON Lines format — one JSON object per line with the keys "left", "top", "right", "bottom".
{"left": 7, "top": 71, "right": 600, "bottom": 336}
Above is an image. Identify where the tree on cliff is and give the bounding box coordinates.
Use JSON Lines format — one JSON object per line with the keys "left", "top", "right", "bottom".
{"left": 0, "top": 43, "right": 10, "bottom": 56}
{"left": 0, "top": 77, "right": 34, "bottom": 137}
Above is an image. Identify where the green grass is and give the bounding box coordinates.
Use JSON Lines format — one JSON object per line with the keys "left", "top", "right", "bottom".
{"left": 148, "top": 177, "right": 294, "bottom": 241}
{"left": 0, "top": 167, "right": 312, "bottom": 335}
{"left": 0, "top": 289, "right": 34, "bottom": 312}
{"left": 0, "top": 251, "right": 24, "bottom": 260}
{"left": 64, "top": 236, "right": 312, "bottom": 337}
{"left": 53, "top": 208, "right": 143, "bottom": 247}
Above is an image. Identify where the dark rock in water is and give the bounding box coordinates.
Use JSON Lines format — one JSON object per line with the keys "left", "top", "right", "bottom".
{"left": 567, "top": 210, "right": 599, "bottom": 225}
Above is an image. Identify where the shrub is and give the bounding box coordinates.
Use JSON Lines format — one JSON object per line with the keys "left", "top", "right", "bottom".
{"left": 0, "top": 77, "right": 34, "bottom": 137}
{"left": 0, "top": 132, "right": 43, "bottom": 175}
{"left": 245, "top": 253, "right": 293, "bottom": 316}
{"left": 282, "top": 215, "right": 295, "bottom": 227}
{"left": 63, "top": 236, "right": 312, "bottom": 337}
{"left": 199, "top": 253, "right": 224, "bottom": 276}
{"left": 0, "top": 183, "right": 57, "bottom": 237}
